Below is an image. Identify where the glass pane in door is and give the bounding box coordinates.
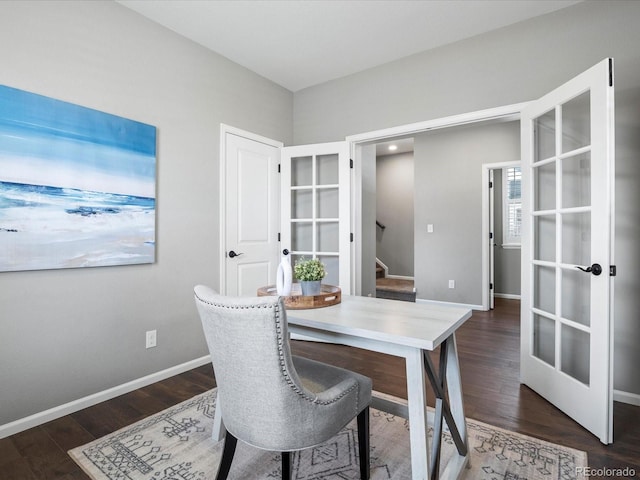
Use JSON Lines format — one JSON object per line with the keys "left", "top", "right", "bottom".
{"left": 316, "top": 153, "right": 339, "bottom": 185}
{"left": 533, "top": 314, "right": 555, "bottom": 366}
{"left": 534, "top": 109, "right": 556, "bottom": 161}
{"left": 318, "top": 255, "right": 339, "bottom": 286}
{"left": 534, "top": 162, "right": 556, "bottom": 211}
{"left": 292, "top": 222, "right": 312, "bottom": 252}
{"left": 533, "top": 265, "right": 555, "bottom": 314}
{"left": 291, "top": 190, "right": 312, "bottom": 219}
{"left": 292, "top": 156, "right": 312, "bottom": 186}
{"left": 561, "top": 91, "right": 590, "bottom": 153}
{"left": 317, "top": 222, "right": 339, "bottom": 252}
{"left": 561, "top": 268, "right": 590, "bottom": 327}
{"left": 562, "top": 212, "right": 591, "bottom": 266}
{"left": 562, "top": 152, "right": 591, "bottom": 208}
{"left": 561, "top": 324, "right": 590, "bottom": 385}
{"left": 534, "top": 215, "right": 555, "bottom": 262}
{"left": 316, "top": 188, "right": 339, "bottom": 218}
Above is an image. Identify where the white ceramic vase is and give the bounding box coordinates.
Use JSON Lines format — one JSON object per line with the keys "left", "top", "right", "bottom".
{"left": 276, "top": 254, "right": 292, "bottom": 296}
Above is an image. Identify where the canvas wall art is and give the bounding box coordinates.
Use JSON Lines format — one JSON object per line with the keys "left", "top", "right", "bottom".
{"left": 0, "top": 85, "right": 157, "bottom": 272}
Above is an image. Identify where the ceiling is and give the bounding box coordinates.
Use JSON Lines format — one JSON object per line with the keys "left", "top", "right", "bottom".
{"left": 375, "top": 138, "right": 414, "bottom": 157}
{"left": 116, "top": 0, "right": 582, "bottom": 92}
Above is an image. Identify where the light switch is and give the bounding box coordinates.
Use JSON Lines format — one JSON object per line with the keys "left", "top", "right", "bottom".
{"left": 427, "top": 224, "right": 434, "bottom": 233}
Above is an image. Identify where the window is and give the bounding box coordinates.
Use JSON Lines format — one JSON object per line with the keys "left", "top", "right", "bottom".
{"left": 503, "top": 166, "right": 521, "bottom": 246}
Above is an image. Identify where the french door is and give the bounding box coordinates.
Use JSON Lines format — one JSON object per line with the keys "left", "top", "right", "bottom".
{"left": 280, "top": 142, "right": 351, "bottom": 293}
{"left": 520, "top": 59, "right": 615, "bottom": 443}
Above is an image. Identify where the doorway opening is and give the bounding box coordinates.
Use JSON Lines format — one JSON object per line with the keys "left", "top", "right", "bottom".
{"left": 374, "top": 137, "right": 416, "bottom": 302}
{"left": 482, "top": 161, "right": 522, "bottom": 310}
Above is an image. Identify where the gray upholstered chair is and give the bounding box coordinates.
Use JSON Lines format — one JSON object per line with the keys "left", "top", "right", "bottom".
{"left": 194, "top": 285, "right": 372, "bottom": 480}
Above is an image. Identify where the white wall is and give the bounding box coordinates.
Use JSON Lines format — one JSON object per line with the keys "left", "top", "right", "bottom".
{"left": 293, "top": 1, "right": 640, "bottom": 396}
{"left": 0, "top": 0, "right": 292, "bottom": 427}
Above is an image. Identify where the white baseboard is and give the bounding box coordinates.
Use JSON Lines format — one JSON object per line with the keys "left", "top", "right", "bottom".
{"left": 494, "top": 293, "right": 521, "bottom": 300}
{"left": 0, "top": 355, "right": 212, "bottom": 439}
{"left": 614, "top": 389, "right": 640, "bottom": 406}
{"left": 416, "top": 298, "right": 483, "bottom": 311}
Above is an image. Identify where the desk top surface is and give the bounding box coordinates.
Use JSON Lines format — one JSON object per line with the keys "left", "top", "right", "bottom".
{"left": 286, "top": 295, "right": 472, "bottom": 351}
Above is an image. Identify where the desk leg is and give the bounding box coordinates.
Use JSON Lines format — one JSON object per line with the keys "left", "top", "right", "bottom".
{"left": 211, "top": 394, "right": 226, "bottom": 442}
{"left": 444, "top": 334, "right": 469, "bottom": 470}
{"left": 405, "top": 348, "right": 430, "bottom": 480}
{"left": 423, "top": 334, "right": 469, "bottom": 480}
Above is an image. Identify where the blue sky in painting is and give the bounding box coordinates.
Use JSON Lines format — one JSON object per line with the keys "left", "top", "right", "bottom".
{"left": 0, "top": 85, "right": 156, "bottom": 198}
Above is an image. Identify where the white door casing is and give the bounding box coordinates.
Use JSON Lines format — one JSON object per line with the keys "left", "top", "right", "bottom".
{"left": 220, "top": 126, "right": 282, "bottom": 296}
{"left": 520, "top": 59, "right": 615, "bottom": 444}
{"left": 280, "top": 142, "right": 351, "bottom": 293}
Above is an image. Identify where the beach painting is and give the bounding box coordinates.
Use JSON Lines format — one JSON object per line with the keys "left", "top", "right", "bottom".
{"left": 0, "top": 85, "right": 156, "bottom": 272}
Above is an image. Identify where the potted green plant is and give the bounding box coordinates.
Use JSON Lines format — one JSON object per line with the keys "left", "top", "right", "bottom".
{"left": 294, "top": 257, "right": 326, "bottom": 296}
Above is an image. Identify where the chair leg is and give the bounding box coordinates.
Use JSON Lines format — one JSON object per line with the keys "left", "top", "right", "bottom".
{"left": 216, "top": 431, "right": 238, "bottom": 480}
{"left": 357, "top": 406, "right": 370, "bottom": 480}
{"left": 282, "top": 451, "right": 292, "bottom": 480}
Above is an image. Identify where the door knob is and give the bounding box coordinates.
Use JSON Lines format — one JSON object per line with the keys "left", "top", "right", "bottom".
{"left": 282, "top": 249, "right": 289, "bottom": 255}
{"left": 576, "top": 263, "right": 602, "bottom": 276}
{"left": 228, "top": 250, "right": 244, "bottom": 258}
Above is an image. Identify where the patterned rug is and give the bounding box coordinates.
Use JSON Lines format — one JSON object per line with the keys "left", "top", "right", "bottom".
{"left": 69, "top": 389, "right": 587, "bottom": 480}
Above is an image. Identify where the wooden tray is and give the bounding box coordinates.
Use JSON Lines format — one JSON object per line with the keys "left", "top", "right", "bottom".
{"left": 257, "top": 284, "right": 341, "bottom": 309}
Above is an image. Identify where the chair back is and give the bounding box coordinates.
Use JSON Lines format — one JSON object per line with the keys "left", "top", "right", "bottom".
{"left": 194, "top": 285, "right": 308, "bottom": 449}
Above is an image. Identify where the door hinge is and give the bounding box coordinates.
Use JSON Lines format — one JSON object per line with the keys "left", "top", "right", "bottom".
{"left": 350, "top": 158, "right": 354, "bottom": 169}
{"left": 278, "top": 232, "right": 281, "bottom": 242}
{"left": 278, "top": 163, "right": 281, "bottom": 173}
{"left": 609, "top": 58, "right": 613, "bottom": 87}
{"left": 489, "top": 181, "right": 493, "bottom": 188}
{"left": 490, "top": 283, "right": 493, "bottom": 290}
{"left": 350, "top": 233, "right": 354, "bottom": 242}
{"left": 610, "top": 265, "right": 617, "bottom": 276}
{"left": 489, "top": 232, "right": 493, "bottom": 239}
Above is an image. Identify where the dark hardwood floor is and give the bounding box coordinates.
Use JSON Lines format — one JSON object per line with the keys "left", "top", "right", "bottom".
{"left": 1, "top": 298, "right": 638, "bottom": 479}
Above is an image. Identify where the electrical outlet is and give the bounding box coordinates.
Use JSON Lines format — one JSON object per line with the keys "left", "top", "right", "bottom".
{"left": 448, "top": 280, "right": 455, "bottom": 289}
{"left": 146, "top": 330, "right": 157, "bottom": 349}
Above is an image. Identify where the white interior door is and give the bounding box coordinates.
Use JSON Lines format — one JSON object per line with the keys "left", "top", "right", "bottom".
{"left": 520, "top": 59, "right": 615, "bottom": 443}
{"left": 222, "top": 129, "right": 281, "bottom": 296}
{"left": 280, "top": 142, "right": 351, "bottom": 293}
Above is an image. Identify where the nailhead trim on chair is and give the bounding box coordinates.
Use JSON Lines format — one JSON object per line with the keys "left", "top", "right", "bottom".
{"left": 195, "top": 292, "right": 359, "bottom": 412}
{"left": 273, "top": 301, "right": 359, "bottom": 411}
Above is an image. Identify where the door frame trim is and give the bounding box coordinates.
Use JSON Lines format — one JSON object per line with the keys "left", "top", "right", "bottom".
{"left": 219, "top": 124, "right": 283, "bottom": 294}
{"left": 346, "top": 102, "right": 531, "bottom": 296}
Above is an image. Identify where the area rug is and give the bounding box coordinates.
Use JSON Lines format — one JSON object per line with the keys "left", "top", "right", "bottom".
{"left": 69, "top": 389, "right": 587, "bottom": 480}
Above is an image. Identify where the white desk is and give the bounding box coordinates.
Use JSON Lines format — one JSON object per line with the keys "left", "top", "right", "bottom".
{"left": 213, "top": 295, "right": 472, "bottom": 480}
{"left": 287, "top": 295, "right": 471, "bottom": 480}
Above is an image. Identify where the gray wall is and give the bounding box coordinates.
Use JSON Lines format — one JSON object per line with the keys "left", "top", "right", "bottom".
{"left": 414, "top": 122, "right": 520, "bottom": 304}
{"left": 293, "top": 1, "right": 640, "bottom": 396}
{"left": 376, "top": 152, "right": 414, "bottom": 276}
{"left": 360, "top": 144, "right": 377, "bottom": 297}
{"left": 0, "top": 1, "right": 292, "bottom": 426}
{"left": 493, "top": 171, "right": 522, "bottom": 297}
